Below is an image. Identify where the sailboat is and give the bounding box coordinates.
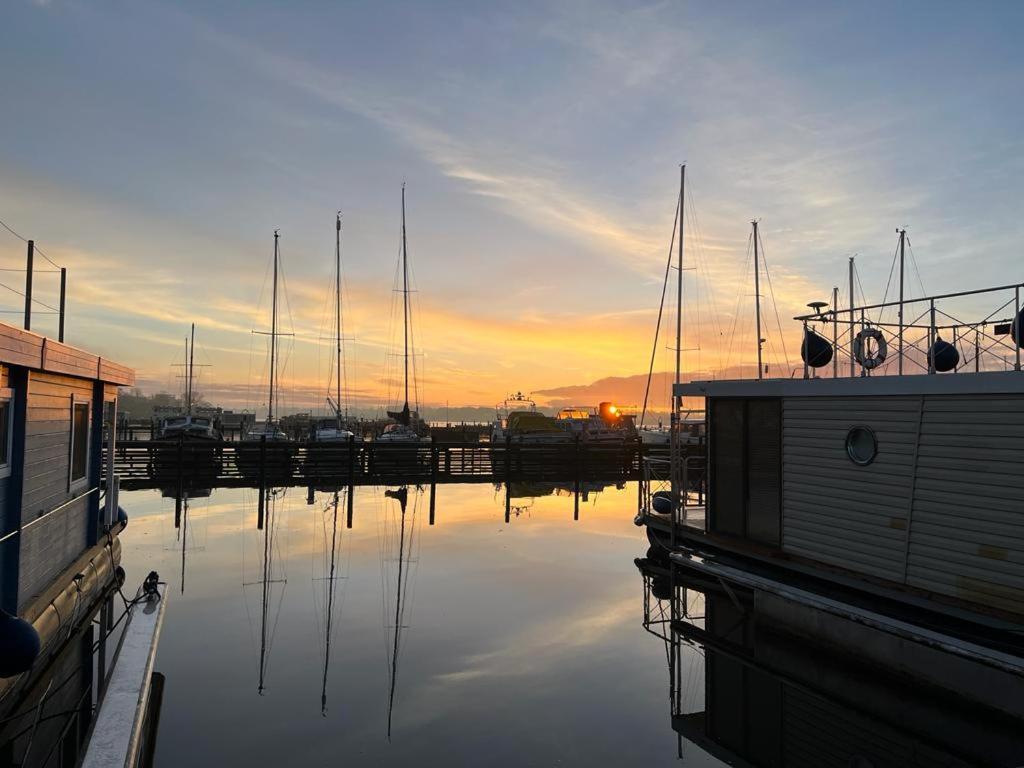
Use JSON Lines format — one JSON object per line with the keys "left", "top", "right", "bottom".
{"left": 377, "top": 185, "right": 425, "bottom": 443}
{"left": 156, "top": 323, "right": 223, "bottom": 441}
{"left": 312, "top": 213, "right": 356, "bottom": 444}
{"left": 239, "top": 231, "right": 294, "bottom": 480}
{"left": 246, "top": 231, "right": 291, "bottom": 442}
{"left": 154, "top": 323, "right": 223, "bottom": 483}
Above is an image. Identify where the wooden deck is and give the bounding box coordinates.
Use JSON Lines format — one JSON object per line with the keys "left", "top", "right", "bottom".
{"left": 108, "top": 439, "right": 685, "bottom": 489}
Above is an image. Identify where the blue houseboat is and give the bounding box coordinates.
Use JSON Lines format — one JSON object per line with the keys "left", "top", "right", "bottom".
{"left": 0, "top": 321, "right": 165, "bottom": 766}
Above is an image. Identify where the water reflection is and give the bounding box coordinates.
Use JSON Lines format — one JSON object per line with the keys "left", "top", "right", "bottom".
{"left": 252, "top": 488, "right": 289, "bottom": 696}
{"left": 314, "top": 489, "right": 346, "bottom": 716}
{"left": 115, "top": 481, "right": 1023, "bottom": 766}
{"left": 382, "top": 486, "right": 419, "bottom": 740}
{"left": 635, "top": 551, "right": 1024, "bottom": 766}
{"left": 162, "top": 486, "right": 210, "bottom": 596}
{"left": 120, "top": 480, "right": 682, "bottom": 766}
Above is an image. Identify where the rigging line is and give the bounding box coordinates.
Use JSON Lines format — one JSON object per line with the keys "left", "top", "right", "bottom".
{"left": 904, "top": 235, "right": 927, "bottom": 301}
{"left": 640, "top": 191, "right": 680, "bottom": 428}
{"left": 853, "top": 260, "right": 868, "bottom": 317}
{"left": 685, "top": 194, "right": 704, "bottom": 375}
{"left": 686, "top": 183, "right": 726, "bottom": 342}
{"left": 878, "top": 238, "right": 901, "bottom": 326}
{"left": 406, "top": 254, "right": 423, "bottom": 414}
{"left": 722, "top": 231, "right": 753, "bottom": 374}
{"left": 276, "top": 244, "right": 297, "bottom": 341}
{"left": 689, "top": 202, "right": 726, "bottom": 373}
{"left": 755, "top": 228, "right": 791, "bottom": 370}
{"left": 316, "top": 250, "right": 333, "bottom": 418}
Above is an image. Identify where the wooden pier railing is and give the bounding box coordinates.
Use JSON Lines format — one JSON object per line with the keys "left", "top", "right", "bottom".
{"left": 107, "top": 438, "right": 680, "bottom": 490}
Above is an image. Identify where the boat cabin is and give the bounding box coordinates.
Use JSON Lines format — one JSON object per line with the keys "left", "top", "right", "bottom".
{"left": 157, "top": 413, "right": 222, "bottom": 440}
{"left": 675, "top": 281, "right": 1024, "bottom": 623}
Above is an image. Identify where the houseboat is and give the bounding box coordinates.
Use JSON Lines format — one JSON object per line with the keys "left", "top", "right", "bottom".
{"left": 0, "top": 321, "right": 165, "bottom": 766}
{"left": 641, "top": 277, "right": 1024, "bottom": 656}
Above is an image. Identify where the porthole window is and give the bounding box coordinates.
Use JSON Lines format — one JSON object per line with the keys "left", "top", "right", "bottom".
{"left": 846, "top": 426, "right": 877, "bottom": 466}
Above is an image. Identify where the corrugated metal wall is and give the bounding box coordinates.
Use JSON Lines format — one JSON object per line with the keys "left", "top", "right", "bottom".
{"left": 782, "top": 397, "right": 920, "bottom": 582}
{"left": 908, "top": 395, "right": 1024, "bottom": 616}
{"left": 780, "top": 393, "right": 1024, "bottom": 618}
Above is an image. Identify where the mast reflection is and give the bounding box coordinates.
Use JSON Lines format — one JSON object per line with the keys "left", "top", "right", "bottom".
{"left": 164, "top": 485, "right": 210, "bottom": 596}
{"left": 381, "top": 486, "right": 420, "bottom": 741}
{"left": 314, "top": 489, "right": 347, "bottom": 716}
{"left": 243, "top": 487, "right": 288, "bottom": 696}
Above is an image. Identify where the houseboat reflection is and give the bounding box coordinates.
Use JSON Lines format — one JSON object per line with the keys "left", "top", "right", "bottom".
{"left": 636, "top": 553, "right": 1024, "bottom": 767}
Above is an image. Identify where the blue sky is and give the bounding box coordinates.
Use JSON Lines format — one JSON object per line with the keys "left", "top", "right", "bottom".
{"left": 2, "top": 1, "right": 1022, "bottom": 413}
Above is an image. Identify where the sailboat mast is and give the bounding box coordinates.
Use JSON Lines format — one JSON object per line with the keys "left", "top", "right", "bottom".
{"left": 183, "top": 335, "right": 189, "bottom": 414}
{"left": 670, "top": 165, "right": 685, "bottom": 508}
{"left": 336, "top": 213, "right": 343, "bottom": 429}
{"left": 676, "top": 164, "right": 685, "bottom": 389}
{"left": 269, "top": 230, "right": 279, "bottom": 426}
{"left": 401, "top": 185, "right": 410, "bottom": 413}
{"left": 898, "top": 228, "right": 906, "bottom": 375}
{"left": 753, "top": 220, "right": 763, "bottom": 380}
{"left": 187, "top": 322, "right": 195, "bottom": 416}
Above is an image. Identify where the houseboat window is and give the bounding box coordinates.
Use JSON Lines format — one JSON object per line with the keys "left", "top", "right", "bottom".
{"left": 71, "top": 401, "right": 90, "bottom": 483}
{"left": 846, "top": 425, "right": 877, "bottom": 466}
{"left": 0, "top": 397, "right": 10, "bottom": 471}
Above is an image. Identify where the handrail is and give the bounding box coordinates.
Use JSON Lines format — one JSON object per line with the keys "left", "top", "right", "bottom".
{"left": 0, "top": 486, "right": 100, "bottom": 544}
{"left": 794, "top": 281, "right": 1024, "bottom": 321}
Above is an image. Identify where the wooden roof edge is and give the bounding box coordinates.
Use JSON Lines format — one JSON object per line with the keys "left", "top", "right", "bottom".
{"left": 0, "top": 322, "right": 135, "bottom": 386}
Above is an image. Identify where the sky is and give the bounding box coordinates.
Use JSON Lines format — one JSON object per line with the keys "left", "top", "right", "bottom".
{"left": 2, "top": 1, "right": 1023, "bottom": 418}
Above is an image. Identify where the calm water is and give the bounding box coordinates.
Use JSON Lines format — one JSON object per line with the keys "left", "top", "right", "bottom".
{"left": 120, "top": 482, "right": 716, "bottom": 767}
{"left": 5, "top": 481, "right": 1019, "bottom": 765}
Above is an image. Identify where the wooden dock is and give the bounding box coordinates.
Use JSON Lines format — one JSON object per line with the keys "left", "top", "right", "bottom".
{"left": 108, "top": 438, "right": 682, "bottom": 490}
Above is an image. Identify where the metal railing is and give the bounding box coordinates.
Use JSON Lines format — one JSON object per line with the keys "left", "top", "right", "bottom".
{"left": 637, "top": 450, "right": 706, "bottom": 539}
{"left": 795, "top": 281, "right": 1024, "bottom": 379}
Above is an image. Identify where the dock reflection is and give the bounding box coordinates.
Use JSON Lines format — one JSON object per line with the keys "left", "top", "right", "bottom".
{"left": 636, "top": 552, "right": 1024, "bottom": 766}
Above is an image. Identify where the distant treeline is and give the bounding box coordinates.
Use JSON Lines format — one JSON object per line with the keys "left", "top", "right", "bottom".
{"left": 117, "top": 388, "right": 204, "bottom": 420}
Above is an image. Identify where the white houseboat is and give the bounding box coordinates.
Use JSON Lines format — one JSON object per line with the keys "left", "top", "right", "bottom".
{"left": 644, "top": 277, "right": 1024, "bottom": 642}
